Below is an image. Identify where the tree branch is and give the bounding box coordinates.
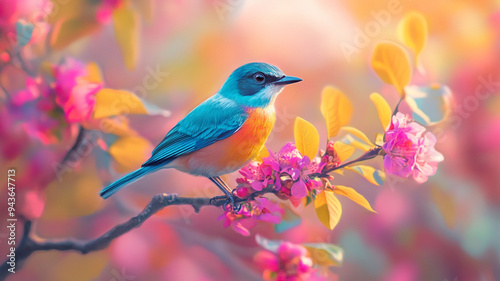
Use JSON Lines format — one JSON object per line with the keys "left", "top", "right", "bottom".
{"left": 0, "top": 189, "right": 276, "bottom": 280}
{"left": 312, "top": 146, "right": 383, "bottom": 178}
{"left": 60, "top": 125, "right": 86, "bottom": 166}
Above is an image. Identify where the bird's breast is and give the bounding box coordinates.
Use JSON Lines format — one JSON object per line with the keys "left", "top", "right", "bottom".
{"left": 171, "top": 106, "right": 276, "bottom": 177}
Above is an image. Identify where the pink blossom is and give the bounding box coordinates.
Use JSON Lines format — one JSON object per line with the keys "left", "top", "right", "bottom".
{"left": 53, "top": 58, "right": 103, "bottom": 123}
{"left": 255, "top": 242, "right": 319, "bottom": 281}
{"left": 218, "top": 197, "right": 283, "bottom": 236}
{"left": 238, "top": 143, "right": 322, "bottom": 203}
{"left": 383, "top": 113, "right": 443, "bottom": 183}
{"left": 413, "top": 132, "right": 444, "bottom": 183}
{"left": 96, "top": 0, "right": 122, "bottom": 24}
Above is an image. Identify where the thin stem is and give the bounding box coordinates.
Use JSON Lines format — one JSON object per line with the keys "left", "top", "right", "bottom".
{"left": 392, "top": 90, "right": 406, "bottom": 116}
{"left": 311, "top": 146, "right": 383, "bottom": 178}
{"left": 0, "top": 65, "right": 10, "bottom": 101}
{"left": 60, "top": 125, "right": 86, "bottom": 166}
{"left": 14, "top": 49, "right": 36, "bottom": 77}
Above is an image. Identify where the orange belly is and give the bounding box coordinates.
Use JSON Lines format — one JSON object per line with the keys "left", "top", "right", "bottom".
{"left": 169, "top": 107, "right": 276, "bottom": 177}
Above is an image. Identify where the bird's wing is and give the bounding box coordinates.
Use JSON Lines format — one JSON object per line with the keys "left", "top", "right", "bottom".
{"left": 141, "top": 95, "right": 248, "bottom": 167}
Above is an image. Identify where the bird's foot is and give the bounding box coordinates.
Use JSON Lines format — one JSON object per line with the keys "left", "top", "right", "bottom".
{"left": 209, "top": 194, "right": 241, "bottom": 213}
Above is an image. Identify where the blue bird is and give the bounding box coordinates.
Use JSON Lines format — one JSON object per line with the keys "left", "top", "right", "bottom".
{"left": 99, "top": 62, "right": 302, "bottom": 209}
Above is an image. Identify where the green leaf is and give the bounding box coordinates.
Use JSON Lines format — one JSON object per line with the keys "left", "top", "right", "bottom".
{"left": 294, "top": 117, "right": 320, "bottom": 160}
{"left": 303, "top": 243, "right": 344, "bottom": 267}
{"left": 314, "top": 190, "right": 342, "bottom": 230}
{"left": 346, "top": 165, "right": 385, "bottom": 186}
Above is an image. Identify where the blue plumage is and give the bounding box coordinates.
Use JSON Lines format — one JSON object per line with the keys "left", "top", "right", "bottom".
{"left": 99, "top": 62, "right": 301, "bottom": 199}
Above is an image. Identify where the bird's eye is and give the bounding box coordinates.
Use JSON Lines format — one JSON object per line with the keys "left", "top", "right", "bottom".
{"left": 252, "top": 72, "right": 266, "bottom": 84}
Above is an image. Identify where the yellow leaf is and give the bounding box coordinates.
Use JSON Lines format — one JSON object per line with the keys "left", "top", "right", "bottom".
{"left": 371, "top": 41, "right": 412, "bottom": 95}
{"left": 346, "top": 165, "right": 386, "bottom": 186}
{"left": 375, "top": 133, "right": 384, "bottom": 146}
{"left": 113, "top": 5, "right": 139, "bottom": 70}
{"left": 341, "top": 126, "right": 375, "bottom": 147}
{"left": 109, "top": 136, "right": 153, "bottom": 173}
{"left": 343, "top": 135, "right": 371, "bottom": 152}
{"left": 84, "top": 62, "right": 103, "bottom": 83}
{"left": 136, "top": 0, "right": 154, "bottom": 22}
{"left": 50, "top": 252, "right": 108, "bottom": 281}
{"left": 320, "top": 87, "right": 353, "bottom": 138}
{"left": 294, "top": 117, "right": 320, "bottom": 160}
{"left": 303, "top": 243, "right": 343, "bottom": 267}
{"left": 50, "top": 17, "right": 101, "bottom": 50}
{"left": 42, "top": 170, "right": 104, "bottom": 219}
{"left": 398, "top": 11, "right": 428, "bottom": 58}
{"left": 333, "top": 142, "right": 355, "bottom": 162}
{"left": 254, "top": 146, "right": 270, "bottom": 162}
{"left": 93, "top": 88, "right": 170, "bottom": 119}
{"left": 430, "top": 185, "right": 456, "bottom": 228}
{"left": 82, "top": 116, "right": 139, "bottom": 137}
{"left": 314, "top": 190, "right": 342, "bottom": 230}
{"left": 334, "top": 185, "right": 376, "bottom": 213}
{"left": 370, "top": 93, "right": 392, "bottom": 130}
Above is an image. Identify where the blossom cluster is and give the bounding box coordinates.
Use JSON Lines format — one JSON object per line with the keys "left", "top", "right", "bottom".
{"left": 254, "top": 242, "right": 320, "bottom": 281}
{"left": 4, "top": 58, "right": 102, "bottom": 145}
{"left": 383, "top": 113, "right": 444, "bottom": 183}
{"left": 237, "top": 143, "right": 323, "bottom": 204}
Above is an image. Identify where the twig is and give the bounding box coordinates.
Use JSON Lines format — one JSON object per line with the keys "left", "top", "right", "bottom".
{"left": 13, "top": 49, "right": 36, "bottom": 77}
{"left": 0, "top": 189, "right": 276, "bottom": 280}
{"left": 59, "top": 125, "right": 86, "bottom": 166}
{"left": 312, "top": 146, "right": 383, "bottom": 178}
{"left": 0, "top": 65, "right": 10, "bottom": 101}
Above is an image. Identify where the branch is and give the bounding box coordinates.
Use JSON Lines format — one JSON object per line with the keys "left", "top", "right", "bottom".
{"left": 312, "top": 146, "right": 383, "bottom": 178}
{"left": 0, "top": 189, "right": 276, "bottom": 280}
{"left": 60, "top": 125, "right": 86, "bottom": 166}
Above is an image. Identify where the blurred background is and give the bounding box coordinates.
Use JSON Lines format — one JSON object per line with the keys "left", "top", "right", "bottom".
{"left": 1, "top": 0, "right": 500, "bottom": 280}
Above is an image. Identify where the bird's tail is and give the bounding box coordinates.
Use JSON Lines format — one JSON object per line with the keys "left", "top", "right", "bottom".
{"left": 99, "top": 166, "right": 156, "bottom": 199}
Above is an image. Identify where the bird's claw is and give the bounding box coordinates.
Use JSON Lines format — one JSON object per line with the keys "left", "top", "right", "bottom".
{"left": 223, "top": 195, "right": 242, "bottom": 213}
{"left": 210, "top": 194, "right": 241, "bottom": 213}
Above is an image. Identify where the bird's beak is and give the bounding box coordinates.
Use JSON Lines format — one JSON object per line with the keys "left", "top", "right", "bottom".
{"left": 273, "top": 75, "right": 302, "bottom": 85}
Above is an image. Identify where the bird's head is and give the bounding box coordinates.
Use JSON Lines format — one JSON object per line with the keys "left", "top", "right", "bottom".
{"left": 218, "top": 62, "right": 302, "bottom": 108}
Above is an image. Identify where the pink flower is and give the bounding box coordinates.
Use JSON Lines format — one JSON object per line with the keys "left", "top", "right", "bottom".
{"left": 96, "top": 0, "right": 122, "bottom": 24}
{"left": 255, "top": 242, "right": 318, "bottom": 281}
{"left": 238, "top": 143, "right": 322, "bottom": 204}
{"left": 383, "top": 113, "right": 443, "bottom": 183}
{"left": 218, "top": 198, "right": 283, "bottom": 236}
{"left": 413, "top": 132, "right": 444, "bottom": 183}
{"left": 383, "top": 131, "right": 418, "bottom": 178}
{"left": 53, "top": 58, "right": 103, "bottom": 123}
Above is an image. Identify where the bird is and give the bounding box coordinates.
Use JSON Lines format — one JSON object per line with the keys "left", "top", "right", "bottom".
{"left": 99, "top": 62, "right": 302, "bottom": 210}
